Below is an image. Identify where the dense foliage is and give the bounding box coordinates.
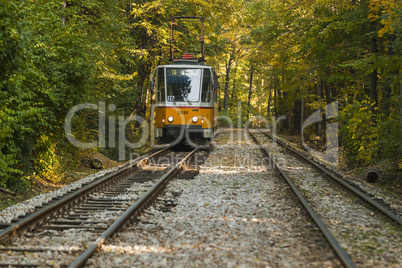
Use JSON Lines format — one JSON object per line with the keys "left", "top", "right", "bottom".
{"left": 242, "top": 0, "right": 401, "bottom": 171}
{"left": 0, "top": 0, "right": 137, "bottom": 188}
{"left": 1, "top": 0, "right": 401, "bottom": 189}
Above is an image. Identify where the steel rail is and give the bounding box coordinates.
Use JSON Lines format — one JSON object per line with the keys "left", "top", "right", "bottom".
{"left": 0, "top": 148, "right": 168, "bottom": 243}
{"left": 248, "top": 130, "right": 357, "bottom": 268}
{"left": 260, "top": 130, "right": 402, "bottom": 225}
{"left": 68, "top": 148, "right": 199, "bottom": 268}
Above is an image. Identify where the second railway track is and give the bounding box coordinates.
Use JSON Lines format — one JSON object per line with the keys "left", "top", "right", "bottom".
{"left": 0, "top": 146, "right": 208, "bottom": 267}
{"left": 249, "top": 129, "right": 402, "bottom": 267}
{"left": 259, "top": 129, "right": 402, "bottom": 223}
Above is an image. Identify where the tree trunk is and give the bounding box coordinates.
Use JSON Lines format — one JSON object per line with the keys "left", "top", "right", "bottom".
{"left": 137, "top": 62, "right": 149, "bottom": 116}
{"left": 274, "top": 86, "right": 277, "bottom": 117}
{"left": 330, "top": 82, "right": 337, "bottom": 99}
{"left": 324, "top": 80, "right": 331, "bottom": 103}
{"left": 292, "top": 100, "right": 301, "bottom": 135}
{"left": 316, "top": 78, "right": 323, "bottom": 137}
{"left": 382, "top": 82, "right": 391, "bottom": 117}
{"left": 247, "top": 65, "right": 254, "bottom": 119}
{"left": 61, "top": 2, "right": 66, "bottom": 26}
{"left": 277, "top": 88, "right": 282, "bottom": 114}
{"left": 301, "top": 98, "right": 305, "bottom": 132}
{"left": 267, "top": 80, "right": 272, "bottom": 118}
{"left": 322, "top": 80, "right": 333, "bottom": 145}
{"left": 370, "top": 21, "right": 378, "bottom": 107}
{"left": 400, "top": 70, "right": 402, "bottom": 157}
{"left": 230, "top": 61, "right": 238, "bottom": 106}
{"left": 382, "top": 34, "right": 395, "bottom": 117}
{"left": 370, "top": 68, "right": 378, "bottom": 103}
{"left": 142, "top": 69, "right": 151, "bottom": 116}
{"left": 224, "top": 54, "right": 233, "bottom": 111}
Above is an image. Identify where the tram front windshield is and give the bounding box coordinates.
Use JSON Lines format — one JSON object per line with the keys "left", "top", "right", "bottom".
{"left": 166, "top": 68, "right": 201, "bottom": 103}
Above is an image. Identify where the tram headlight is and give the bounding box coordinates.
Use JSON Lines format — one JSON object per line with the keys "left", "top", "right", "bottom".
{"left": 162, "top": 115, "right": 165, "bottom": 123}
{"left": 168, "top": 116, "right": 174, "bottom": 122}
{"left": 192, "top": 116, "right": 198, "bottom": 123}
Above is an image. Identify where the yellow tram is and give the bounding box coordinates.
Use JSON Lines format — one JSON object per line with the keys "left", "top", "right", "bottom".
{"left": 152, "top": 54, "right": 218, "bottom": 144}
{"left": 151, "top": 17, "right": 218, "bottom": 145}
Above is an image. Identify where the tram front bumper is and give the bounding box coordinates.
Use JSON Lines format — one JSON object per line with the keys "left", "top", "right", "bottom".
{"left": 156, "top": 125, "right": 212, "bottom": 139}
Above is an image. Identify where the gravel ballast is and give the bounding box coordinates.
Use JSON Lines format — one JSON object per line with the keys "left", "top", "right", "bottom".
{"left": 1, "top": 129, "right": 400, "bottom": 267}
{"left": 89, "top": 129, "right": 340, "bottom": 267}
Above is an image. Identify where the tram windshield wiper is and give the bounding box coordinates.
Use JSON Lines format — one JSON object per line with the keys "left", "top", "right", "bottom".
{"left": 183, "top": 95, "right": 192, "bottom": 105}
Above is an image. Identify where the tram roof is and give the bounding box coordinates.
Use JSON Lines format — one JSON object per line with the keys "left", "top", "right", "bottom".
{"left": 157, "top": 59, "right": 212, "bottom": 68}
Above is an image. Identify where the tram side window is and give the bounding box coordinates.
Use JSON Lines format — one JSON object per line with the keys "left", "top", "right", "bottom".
{"left": 201, "top": 69, "right": 211, "bottom": 102}
{"left": 157, "top": 68, "right": 165, "bottom": 102}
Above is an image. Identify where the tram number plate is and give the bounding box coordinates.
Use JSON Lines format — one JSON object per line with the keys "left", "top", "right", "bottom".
{"left": 178, "top": 111, "right": 188, "bottom": 115}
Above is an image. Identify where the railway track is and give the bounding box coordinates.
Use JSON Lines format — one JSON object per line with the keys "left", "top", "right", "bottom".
{"left": 0, "top": 146, "right": 208, "bottom": 267}
{"left": 260, "top": 130, "right": 402, "bottom": 223}
{"left": 249, "top": 129, "right": 402, "bottom": 268}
